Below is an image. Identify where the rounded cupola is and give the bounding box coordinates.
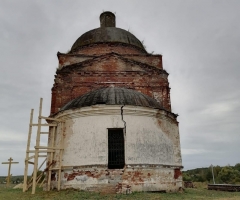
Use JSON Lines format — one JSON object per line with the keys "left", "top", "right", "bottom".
{"left": 71, "top": 11, "right": 145, "bottom": 51}
{"left": 60, "top": 87, "right": 162, "bottom": 111}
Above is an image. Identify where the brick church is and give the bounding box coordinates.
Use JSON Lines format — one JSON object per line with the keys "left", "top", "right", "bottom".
{"left": 48, "top": 11, "right": 183, "bottom": 193}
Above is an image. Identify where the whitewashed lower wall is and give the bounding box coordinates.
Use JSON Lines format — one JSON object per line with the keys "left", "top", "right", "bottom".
{"left": 49, "top": 105, "right": 182, "bottom": 193}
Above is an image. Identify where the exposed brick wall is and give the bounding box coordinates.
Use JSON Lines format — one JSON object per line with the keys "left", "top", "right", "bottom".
{"left": 71, "top": 43, "right": 146, "bottom": 55}
{"left": 53, "top": 165, "right": 182, "bottom": 193}
{"left": 50, "top": 43, "right": 172, "bottom": 115}
{"left": 58, "top": 52, "right": 163, "bottom": 70}
{"left": 174, "top": 168, "right": 182, "bottom": 179}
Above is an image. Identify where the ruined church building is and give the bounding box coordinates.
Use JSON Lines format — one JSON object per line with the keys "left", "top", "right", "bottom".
{"left": 48, "top": 11, "right": 183, "bottom": 193}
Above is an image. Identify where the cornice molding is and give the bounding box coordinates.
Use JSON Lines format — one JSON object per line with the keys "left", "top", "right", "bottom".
{"left": 53, "top": 105, "right": 178, "bottom": 123}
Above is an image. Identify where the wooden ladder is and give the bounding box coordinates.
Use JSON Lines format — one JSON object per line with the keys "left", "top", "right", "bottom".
{"left": 23, "top": 98, "right": 65, "bottom": 194}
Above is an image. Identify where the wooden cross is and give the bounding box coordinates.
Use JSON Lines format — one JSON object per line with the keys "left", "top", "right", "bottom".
{"left": 2, "top": 157, "right": 19, "bottom": 186}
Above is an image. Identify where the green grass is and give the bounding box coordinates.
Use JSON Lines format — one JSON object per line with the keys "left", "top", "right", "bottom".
{"left": 0, "top": 184, "right": 240, "bottom": 200}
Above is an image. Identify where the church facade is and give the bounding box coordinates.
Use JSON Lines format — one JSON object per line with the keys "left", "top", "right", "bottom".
{"left": 48, "top": 11, "right": 183, "bottom": 193}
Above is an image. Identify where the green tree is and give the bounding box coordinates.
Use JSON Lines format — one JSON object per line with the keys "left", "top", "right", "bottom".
{"left": 197, "top": 175, "right": 204, "bottom": 182}
{"left": 214, "top": 165, "right": 222, "bottom": 177}
{"left": 218, "top": 166, "right": 240, "bottom": 184}
{"left": 182, "top": 172, "right": 192, "bottom": 181}
{"left": 234, "top": 163, "right": 240, "bottom": 172}
{"left": 206, "top": 169, "right": 212, "bottom": 182}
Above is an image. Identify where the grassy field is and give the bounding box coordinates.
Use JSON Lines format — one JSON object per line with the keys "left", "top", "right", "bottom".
{"left": 0, "top": 184, "right": 240, "bottom": 200}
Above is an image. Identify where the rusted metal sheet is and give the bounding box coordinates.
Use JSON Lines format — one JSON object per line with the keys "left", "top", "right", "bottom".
{"left": 60, "top": 87, "right": 163, "bottom": 111}
{"left": 72, "top": 11, "right": 145, "bottom": 52}
{"left": 71, "top": 27, "right": 145, "bottom": 51}
{"left": 208, "top": 184, "right": 240, "bottom": 192}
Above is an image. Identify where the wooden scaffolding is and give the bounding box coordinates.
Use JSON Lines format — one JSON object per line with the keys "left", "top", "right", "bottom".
{"left": 23, "top": 98, "right": 65, "bottom": 194}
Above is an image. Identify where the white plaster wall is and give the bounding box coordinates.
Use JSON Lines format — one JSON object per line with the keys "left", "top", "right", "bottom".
{"left": 125, "top": 115, "right": 175, "bottom": 165}
{"left": 62, "top": 115, "right": 125, "bottom": 166}
{"left": 54, "top": 106, "right": 181, "bottom": 167}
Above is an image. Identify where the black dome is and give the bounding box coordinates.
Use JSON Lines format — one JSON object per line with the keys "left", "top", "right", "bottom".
{"left": 71, "top": 27, "right": 145, "bottom": 51}
{"left": 60, "top": 87, "right": 162, "bottom": 111}
{"left": 71, "top": 12, "right": 145, "bottom": 51}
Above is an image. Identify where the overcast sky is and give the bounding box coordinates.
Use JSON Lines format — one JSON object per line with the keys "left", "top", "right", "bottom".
{"left": 1, "top": 0, "right": 240, "bottom": 176}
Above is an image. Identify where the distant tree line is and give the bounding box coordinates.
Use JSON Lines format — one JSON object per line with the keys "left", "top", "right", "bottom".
{"left": 183, "top": 163, "right": 240, "bottom": 184}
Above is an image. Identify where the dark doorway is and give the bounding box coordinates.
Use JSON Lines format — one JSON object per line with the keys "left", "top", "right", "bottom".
{"left": 108, "top": 129, "right": 125, "bottom": 169}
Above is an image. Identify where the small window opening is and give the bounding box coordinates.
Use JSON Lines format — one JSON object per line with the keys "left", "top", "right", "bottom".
{"left": 108, "top": 129, "right": 125, "bottom": 169}
{"left": 96, "top": 101, "right": 105, "bottom": 104}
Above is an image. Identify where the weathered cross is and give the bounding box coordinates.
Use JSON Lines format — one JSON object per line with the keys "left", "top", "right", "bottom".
{"left": 2, "top": 157, "right": 19, "bottom": 186}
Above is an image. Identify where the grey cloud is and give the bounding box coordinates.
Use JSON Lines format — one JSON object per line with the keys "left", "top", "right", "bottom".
{"left": 1, "top": 0, "right": 240, "bottom": 175}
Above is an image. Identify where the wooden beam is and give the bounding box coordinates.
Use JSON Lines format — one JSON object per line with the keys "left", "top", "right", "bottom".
{"left": 27, "top": 155, "right": 35, "bottom": 160}
{"left": 47, "top": 126, "right": 56, "bottom": 191}
{"left": 38, "top": 158, "right": 47, "bottom": 171}
{"left": 32, "top": 98, "right": 42, "bottom": 194}
{"left": 39, "top": 177, "right": 45, "bottom": 188}
{"left": 40, "top": 116, "right": 63, "bottom": 122}
{"left": 34, "top": 146, "right": 63, "bottom": 150}
{"left": 32, "top": 124, "right": 57, "bottom": 127}
{"left": 40, "top": 132, "right": 49, "bottom": 134}
{"left": 58, "top": 122, "right": 64, "bottom": 191}
{"left": 23, "top": 109, "right": 34, "bottom": 192}
{"left": 28, "top": 150, "right": 54, "bottom": 153}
